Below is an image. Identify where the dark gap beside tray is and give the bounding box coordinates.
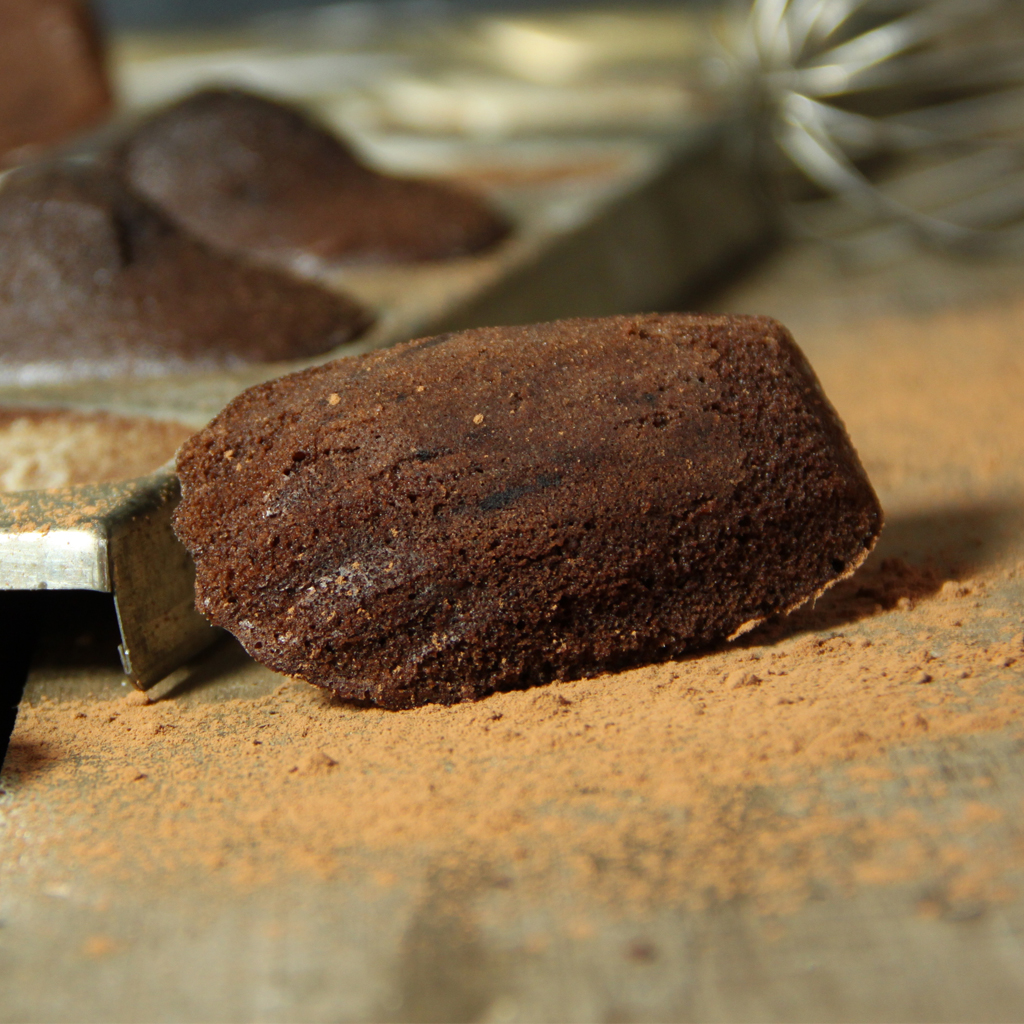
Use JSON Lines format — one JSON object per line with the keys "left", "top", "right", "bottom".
{"left": 0, "top": 591, "right": 123, "bottom": 768}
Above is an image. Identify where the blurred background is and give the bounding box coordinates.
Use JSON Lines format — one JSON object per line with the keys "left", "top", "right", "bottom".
{"left": 6, "top": 0, "right": 1024, "bottom": 271}
{"left": 94, "top": 0, "right": 654, "bottom": 31}
{"left": 36, "top": 0, "right": 1024, "bottom": 265}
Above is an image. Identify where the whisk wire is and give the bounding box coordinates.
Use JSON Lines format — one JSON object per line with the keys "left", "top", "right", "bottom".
{"left": 745, "top": 0, "right": 1024, "bottom": 253}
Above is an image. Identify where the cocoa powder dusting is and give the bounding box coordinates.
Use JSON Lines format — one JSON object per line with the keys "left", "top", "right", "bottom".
{"left": 0, "top": 409, "right": 193, "bottom": 491}
{"left": 3, "top": 296, "right": 1024, "bottom": 917}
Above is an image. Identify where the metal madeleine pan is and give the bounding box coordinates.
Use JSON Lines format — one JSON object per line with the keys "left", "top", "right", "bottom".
{"left": 0, "top": 464, "right": 217, "bottom": 689}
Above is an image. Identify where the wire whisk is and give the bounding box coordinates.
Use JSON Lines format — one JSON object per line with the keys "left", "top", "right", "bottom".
{"left": 739, "top": 0, "right": 1024, "bottom": 253}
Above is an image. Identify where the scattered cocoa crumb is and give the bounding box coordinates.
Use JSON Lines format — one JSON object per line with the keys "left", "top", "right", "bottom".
{"left": 3, "top": 582, "right": 1023, "bottom": 915}
{"left": 3, "top": 297, "right": 1024, "bottom": 918}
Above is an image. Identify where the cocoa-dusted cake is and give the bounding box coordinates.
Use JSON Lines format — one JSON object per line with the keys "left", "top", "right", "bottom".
{"left": 0, "top": 0, "right": 112, "bottom": 166}
{"left": 113, "top": 88, "right": 511, "bottom": 268}
{"left": 0, "top": 163, "right": 372, "bottom": 385}
{"left": 174, "top": 313, "right": 882, "bottom": 709}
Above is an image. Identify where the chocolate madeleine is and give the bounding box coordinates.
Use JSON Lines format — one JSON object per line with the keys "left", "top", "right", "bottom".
{"left": 0, "top": 0, "right": 112, "bottom": 166}
{"left": 0, "top": 163, "right": 371, "bottom": 384}
{"left": 114, "top": 88, "right": 511, "bottom": 268}
{"left": 174, "top": 313, "right": 882, "bottom": 708}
